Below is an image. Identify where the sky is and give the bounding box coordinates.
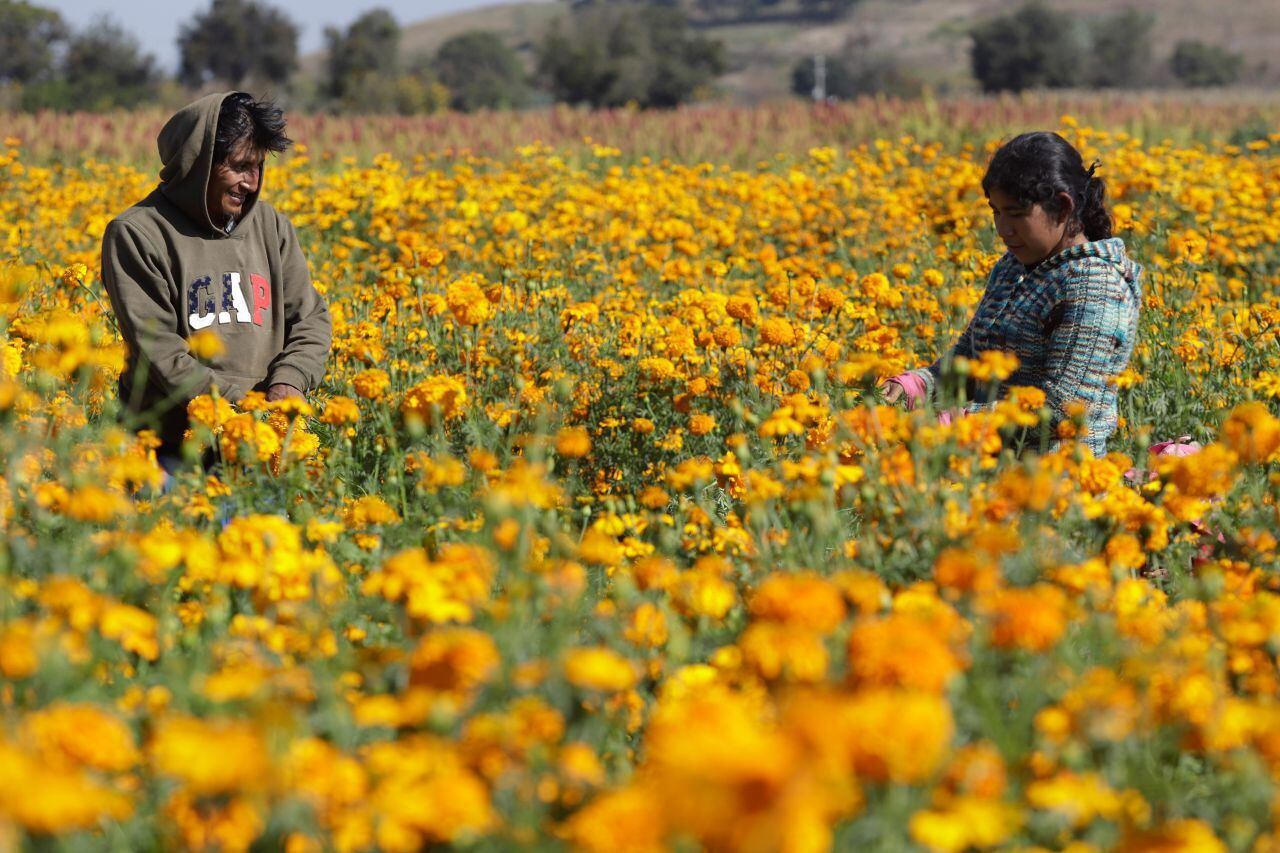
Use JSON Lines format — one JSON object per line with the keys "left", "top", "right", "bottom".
{"left": 41, "top": 0, "right": 497, "bottom": 72}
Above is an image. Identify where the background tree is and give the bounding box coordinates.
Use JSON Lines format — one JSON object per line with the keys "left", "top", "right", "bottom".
{"left": 1170, "top": 40, "right": 1244, "bottom": 87}
{"left": 324, "top": 8, "right": 401, "bottom": 100}
{"left": 55, "top": 17, "right": 162, "bottom": 110}
{"left": 538, "top": 4, "right": 724, "bottom": 108}
{"left": 433, "top": 31, "right": 528, "bottom": 112}
{"left": 1087, "top": 9, "right": 1155, "bottom": 89}
{"left": 177, "top": 0, "right": 299, "bottom": 88}
{"left": 0, "top": 0, "right": 68, "bottom": 85}
{"left": 969, "top": 2, "right": 1081, "bottom": 93}
{"left": 790, "top": 35, "right": 922, "bottom": 99}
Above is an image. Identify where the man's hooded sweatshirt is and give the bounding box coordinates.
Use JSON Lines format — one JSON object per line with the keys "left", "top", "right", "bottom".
{"left": 101, "top": 91, "right": 330, "bottom": 449}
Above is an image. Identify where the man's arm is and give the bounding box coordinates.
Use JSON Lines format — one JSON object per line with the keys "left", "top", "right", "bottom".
{"left": 101, "top": 220, "right": 227, "bottom": 402}
{"left": 266, "top": 215, "right": 331, "bottom": 397}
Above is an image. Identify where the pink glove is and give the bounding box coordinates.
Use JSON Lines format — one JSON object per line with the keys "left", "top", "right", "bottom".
{"left": 885, "top": 372, "right": 928, "bottom": 411}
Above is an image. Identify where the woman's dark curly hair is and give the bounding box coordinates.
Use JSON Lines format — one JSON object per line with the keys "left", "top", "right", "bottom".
{"left": 981, "top": 131, "right": 1113, "bottom": 242}
{"left": 213, "top": 93, "right": 292, "bottom": 163}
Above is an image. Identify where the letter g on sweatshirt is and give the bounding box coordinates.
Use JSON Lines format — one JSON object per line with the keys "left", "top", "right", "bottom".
{"left": 101, "top": 92, "right": 330, "bottom": 446}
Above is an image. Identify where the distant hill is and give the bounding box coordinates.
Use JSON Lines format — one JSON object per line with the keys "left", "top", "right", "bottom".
{"left": 301, "top": 0, "right": 1280, "bottom": 102}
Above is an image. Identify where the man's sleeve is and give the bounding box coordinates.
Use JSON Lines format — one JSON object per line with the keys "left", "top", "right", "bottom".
{"left": 101, "top": 220, "right": 221, "bottom": 401}
{"left": 267, "top": 215, "right": 331, "bottom": 393}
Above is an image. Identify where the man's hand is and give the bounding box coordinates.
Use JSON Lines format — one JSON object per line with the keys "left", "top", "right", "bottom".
{"left": 267, "top": 383, "right": 304, "bottom": 402}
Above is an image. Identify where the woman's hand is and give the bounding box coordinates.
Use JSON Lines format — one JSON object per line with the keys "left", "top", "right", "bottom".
{"left": 882, "top": 380, "right": 904, "bottom": 405}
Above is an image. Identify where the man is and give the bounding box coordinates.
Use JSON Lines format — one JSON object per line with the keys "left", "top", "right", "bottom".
{"left": 102, "top": 92, "right": 330, "bottom": 469}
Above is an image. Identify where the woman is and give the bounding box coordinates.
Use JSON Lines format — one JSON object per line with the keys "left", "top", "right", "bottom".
{"left": 885, "top": 131, "right": 1142, "bottom": 457}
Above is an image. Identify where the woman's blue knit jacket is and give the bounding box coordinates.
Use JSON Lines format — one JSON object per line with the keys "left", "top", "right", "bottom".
{"left": 908, "top": 237, "right": 1142, "bottom": 457}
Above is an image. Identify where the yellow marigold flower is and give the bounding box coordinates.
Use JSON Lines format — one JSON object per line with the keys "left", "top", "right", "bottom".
{"left": 149, "top": 715, "right": 269, "bottom": 796}
{"left": 1025, "top": 771, "right": 1129, "bottom": 828}
{"left": 1155, "top": 442, "right": 1238, "bottom": 499}
{"left": 639, "top": 357, "right": 676, "bottom": 382}
{"left": 909, "top": 796, "right": 1023, "bottom": 853}
{"left": 555, "top": 426, "right": 592, "bottom": 458}
{"left": 632, "top": 416, "right": 656, "bottom": 435}
{"left": 62, "top": 485, "right": 131, "bottom": 523}
{"left": 446, "top": 276, "right": 493, "bottom": 326}
{"left": 401, "top": 374, "right": 468, "bottom": 426}
{"left": 99, "top": 602, "right": 159, "bottom": 660}
{"left": 363, "top": 544, "right": 495, "bottom": 624}
{"left": 967, "top": 350, "right": 1019, "bottom": 383}
{"left": 564, "top": 646, "right": 637, "bottom": 693}
{"left": 410, "top": 627, "right": 500, "bottom": 697}
{"left": 674, "top": 568, "right": 736, "bottom": 620}
{"left": 319, "top": 394, "right": 360, "bottom": 425}
{"left": 0, "top": 741, "right": 133, "bottom": 832}
{"left": 624, "top": 602, "right": 668, "bottom": 648}
{"left": 344, "top": 494, "right": 401, "bottom": 528}
{"left": 1220, "top": 401, "right": 1280, "bottom": 464}
{"left": 187, "top": 393, "right": 235, "bottom": 430}
{"left": 187, "top": 329, "right": 225, "bottom": 360}
{"left": 688, "top": 412, "right": 716, "bottom": 436}
{"left": 353, "top": 368, "right": 391, "bottom": 400}
{"left": 758, "top": 316, "right": 796, "bottom": 347}
{"left": 22, "top": 703, "right": 140, "bottom": 772}
{"left": 0, "top": 621, "right": 39, "bottom": 679}
{"left": 726, "top": 294, "right": 758, "bottom": 324}
{"left": 1104, "top": 532, "right": 1146, "bottom": 570}
{"left": 220, "top": 412, "right": 280, "bottom": 462}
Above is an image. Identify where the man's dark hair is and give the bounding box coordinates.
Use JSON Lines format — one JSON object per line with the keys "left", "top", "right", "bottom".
{"left": 213, "top": 93, "right": 292, "bottom": 163}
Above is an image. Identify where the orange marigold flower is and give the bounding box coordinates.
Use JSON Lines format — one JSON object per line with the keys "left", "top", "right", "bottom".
{"left": 983, "top": 584, "right": 1070, "bottom": 652}
{"left": 352, "top": 368, "right": 391, "bottom": 400}
{"left": 555, "top": 426, "right": 592, "bottom": 458}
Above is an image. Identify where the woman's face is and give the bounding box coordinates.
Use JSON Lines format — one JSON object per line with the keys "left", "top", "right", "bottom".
{"left": 987, "top": 188, "right": 1073, "bottom": 267}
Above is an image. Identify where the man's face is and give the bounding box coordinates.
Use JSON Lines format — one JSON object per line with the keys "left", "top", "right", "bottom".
{"left": 206, "top": 137, "right": 264, "bottom": 227}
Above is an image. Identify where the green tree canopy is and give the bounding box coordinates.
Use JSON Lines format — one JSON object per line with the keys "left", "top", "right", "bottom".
{"left": 56, "top": 16, "right": 161, "bottom": 110}
{"left": 0, "top": 0, "right": 69, "bottom": 84}
{"left": 433, "top": 31, "right": 528, "bottom": 112}
{"left": 1170, "top": 40, "right": 1244, "bottom": 87}
{"left": 324, "top": 8, "right": 401, "bottom": 100}
{"left": 969, "top": 2, "right": 1082, "bottom": 93}
{"left": 177, "top": 0, "right": 299, "bottom": 88}
{"left": 538, "top": 4, "right": 724, "bottom": 108}
{"left": 1087, "top": 9, "right": 1155, "bottom": 89}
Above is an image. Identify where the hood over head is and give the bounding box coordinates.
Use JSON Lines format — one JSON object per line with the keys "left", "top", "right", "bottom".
{"left": 1034, "top": 237, "right": 1143, "bottom": 302}
{"left": 157, "top": 91, "right": 260, "bottom": 237}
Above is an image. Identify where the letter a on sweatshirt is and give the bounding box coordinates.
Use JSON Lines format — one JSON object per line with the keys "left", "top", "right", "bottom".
{"left": 219, "top": 272, "right": 252, "bottom": 324}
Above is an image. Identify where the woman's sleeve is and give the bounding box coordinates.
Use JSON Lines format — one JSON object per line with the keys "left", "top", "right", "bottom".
{"left": 904, "top": 271, "right": 991, "bottom": 399}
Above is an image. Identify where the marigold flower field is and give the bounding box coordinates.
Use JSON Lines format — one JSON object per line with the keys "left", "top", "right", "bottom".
{"left": 2, "top": 105, "right": 1280, "bottom": 851}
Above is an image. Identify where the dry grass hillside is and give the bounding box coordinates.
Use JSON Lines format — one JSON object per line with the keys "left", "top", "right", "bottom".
{"left": 303, "top": 0, "right": 1280, "bottom": 101}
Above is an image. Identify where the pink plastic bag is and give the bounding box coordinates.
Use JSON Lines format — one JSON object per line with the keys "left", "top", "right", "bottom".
{"left": 1124, "top": 436, "right": 1202, "bottom": 484}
